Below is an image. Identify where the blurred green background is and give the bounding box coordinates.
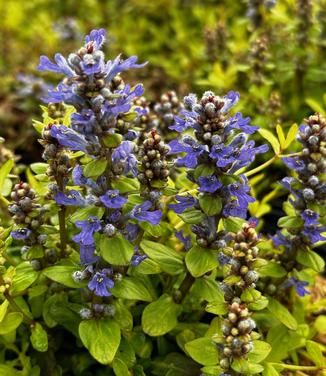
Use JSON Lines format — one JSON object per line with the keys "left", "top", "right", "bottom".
{"left": 1, "top": 0, "right": 326, "bottom": 162}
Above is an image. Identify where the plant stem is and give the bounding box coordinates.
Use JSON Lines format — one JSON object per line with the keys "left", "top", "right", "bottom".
{"left": 174, "top": 271, "right": 195, "bottom": 304}
{"left": 56, "top": 174, "right": 67, "bottom": 256}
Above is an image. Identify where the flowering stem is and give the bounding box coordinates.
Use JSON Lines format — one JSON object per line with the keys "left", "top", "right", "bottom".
{"left": 56, "top": 175, "right": 67, "bottom": 256}
{"left": 174, "top": 271, "right": 195, "bottom": 304}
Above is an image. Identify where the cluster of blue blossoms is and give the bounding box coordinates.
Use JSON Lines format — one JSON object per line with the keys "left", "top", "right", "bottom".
{"left": 273, "top": 113, "right": 326, "bottom": 296}
{"left": 168, "top": 90, "right": 268, "bottom": 249}
{"left": 37, "top": 29, "right": 164, "bottom": 301}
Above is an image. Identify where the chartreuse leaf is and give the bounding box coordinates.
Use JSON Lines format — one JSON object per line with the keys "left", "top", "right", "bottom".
{"left": 284, "top": 123, "right": 298, "bottom": 149}
{"left": 192, "top": 277, "right": 225, "bottom": 303}
{"left": 258, "top": 128, "right": 280, "bottom": 154}
{"left": 199, "top": 195, "right": 222, "bottom": 216}
{"left": 43, "top": 265, "right": 86, "bottom": 288}
{"left": 262, "top": 363, "right": 280, "bottom": 376}
{"left": 278, "top": 215, "right": 303, "bottom": 228}
{"left": 140, "top": 239, "right": 184, "bottom": 275}
{"left": 79, "top": 318, "right": 121, "bottom": 365}
{"left": 83, "top": 159, "right": 107, "bottom": 178}
{"left": 185, "top": 337, "right": 219, "bottom": 366}
{"left": 306, "top": 340, "right": 324, "bottom": 366}
{"left": 179, "top": 209, "right": 205, "bottom": 224}
{"left": 0, "top": 312, "right": 23, "bottom": 334}
{"left": 276, "top": 124, "right": 286, "bottom": 149}
{"left": 296, "top": 249, "right": 325, "bottom": 272}
{"left": 185, "top": 245, "right": 218, "bottom": 277}
{"left": 205, "top": 301, "right": 228, "bottom": 315}
{"left": 10, "top": 262, "right": 39, "bottom": 294}
{"left": 248, "top": 341, "right": 272, "bottom": 363}
{"left": 100, "top": 235, "right": 134, "bottom": 265}
{"left": 0, "top": 365, "right": 20, "bottom": 376}
{"left": 112, "top": 358, "right": 129, "bottom": 376}
{"left": 267, "top": 298, "right": 297, "bottom": 330}
{"left": 232, "top": 358, "right": 264, "bottom": 374}
{"left": 0, "top": 300, "right": 9, "bottom": 322}
{"left": 259, "top": 262, "right": 287, "bottom": 278}
{"left": 0, "top": 159, "right": 14, "bottom": 193}
{"left": 30, "top": 322, "right": 48, "bottom": 352}
{"left": 111, "top": 276, "right": 153, "bottom": 302}
{"left": 69, "top": 206, "right": 105, "bottom": 222}
{"left": 142, "top": 294, "right": 181, "bottom": 336}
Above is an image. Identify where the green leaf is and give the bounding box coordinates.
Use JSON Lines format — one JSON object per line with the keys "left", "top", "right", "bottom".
{"left": 30, "top": 163, "right": 48, "bottom": 175}
{"left": 0, "top": 365, "right": 21, "bottom": 376}
{"left": 103, "top": 133, "right": 122, "bottom": 148}
{"left": 10, "top": 262, "right": 39, "bottom": 294}
{"left": 0, "top": 159, "right": 14, "bottom": 193}
{"left": 305, "top": 98, "right": 325, "bottom": 115}
{"left": 258, "top": 128, "right": 280, "bottom": 154}
{"left": 232, "top": 358, "right": 264, "bottom": 374}
{"left": 0, "top": 300, "right": 9, "bottom": 322}
{"left": 296, "top": 249, "right": 325, "bottom": 272}
{"left": 262, "top": 363, "right": 280, "bottom": 376}
{"left": 185, "top": 245, "right": 218, "bottom": 277}
{"left": 100, "top": 235, "right": 134, "bottom": 265}
{"left": 83, "top": 159, "right": 107, "bottom": 178}
{"left": 70, "top": 206, "right": 105, "bottom": 222}
{"left": 179, "top": 210, "right": 205, "bottom": 224}
{"left": 199, "top": 195, "right": 222, "bottom": 216}
{"left": 112, "top": 358, "right": 130, "bottom": 376}
{"left": 43, "top": 265, "right": 86, "bottom": 288}
{"left": 133, "top": 258, "right": 161, "bottom": 274}
{"left": 276, "top": 124, "right": 286, "bottom": 149}
{"left": 284, "top": 123, "right": 298, "bottom": 149}
{"left": 193, "top": 164, "right": 215, "bottom": 180}
{"left": 306, "top": 340, "right": 324, "bottom": 366}
{"left": 267, "top": 298, "right": 297, "bottom": 330}
{"left": 112, "top": 176, "right": 140, "bottom": 193}
{"left": 111, "top": 276, "right": 153, "bottom": 302}
{"left": 259, "top": 262, "right": 287, "bottom": 278}
{"left": 79, "top": 318, "right": 121, "bottom": 365}
{"left": 113, "top": 301, "right": 133, "bottom": 331}
{"left": 185, "top": 337, "right": 219, "bottom": 366}
{"left": 249, "top": 296, "right": 269, "bottom": 311}
{"left": 30, "top": 322, "right": 48, "bottom": 352}
{"left": 248, "top": 340, "right": 272, "bottom": 363}
{"left": 142, "top": 294, "right": 180, "bottom": 336}
{"left": 140, "top": 239, "right": 184, "bottom": 275}
{"left": 278, "top": 216, "right": 303, "bottom": 228}
{"left": 205, "top": 301, "right": 228, "bottom": 315}
{"left": 192, "top": 278, "right": 225, "bottom": 303}
{"left": 222, "top": 217, "right": 246, "bottom": 232}
{"left": 0, "top": 312, "right": 23, "bottom": 334}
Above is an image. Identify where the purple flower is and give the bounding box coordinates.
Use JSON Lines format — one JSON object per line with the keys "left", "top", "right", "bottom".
{"left": 227, "top": 181, "right": 255, "bottom": 207}
{"left": 38, "top": 53, "right": 74, "bottom": 77}
{"left": 223, "top": 198, "right": 247, "bottom": 218}
{"left": 303, "top": 226, "right": 326, "bottom": 243}
{"left": 286, "top": 278, "right": 310, "bottom": 297}
{"left": 168, "top": 137, "right": 208, "bottom": 168}
{"left": 301, "top": 210, "right": 319, "bottom": 226}
{"left": 130, "top": 201, "right": 162, "bottom": 225}
{"left": 282, "top": 157, "right": 306, "bottom": 172}
{"left": 11, "top": 228, "right": 32, "bottom": 240}
{"left": 169, "top": 194, "right": 196, "bottom": 214}
{"left": 131, "top": 247, "right": 148, "bottom": 266}
{"left": 221, "top": 91, "right": 240, "bottom": 112}
{"left": 105, "top": 55, "right": 147, "bottom": 83}
{"left": 109, "top": 84, "right": 144, "bottom": 115}
{"left": 54, "top": 190, "right": 86, "bottom": 206}
{"left": 175, "top": 230, "right": 192, "bottom": 251}
{"left": 50, "top": 125, "right": 89, "bottom": 153}
{"left": 80, "top": 244, "right": 100, "bottom": 265}
{"left": 100, "top": 190, "right": 127, "bottom": 209}
{"left": 112, "top": 141, "right": 138, "bottom": 176}
{"left": 218, "top": 252, "right": 231, "bottom": 266}
{"left": 198, "top": 175, "right": 222, "bottom": 193}
{"left": 88, "top": 269, "right": 114, "bottom": 297}
{"left": 85, "top": 28, "right": 106, "bottom": 50}
{"left": 122, "top": 223, "right": 139, "bottom": 242}
{"left": 42, "top": 83, "right": 82, "bottom": 105}
{"left": 226, "top": 113, "right": 258, "bottom": 135}
{"left": 73, "top": 216, "right": 102, "bottom": 245}
{"left": 272, "top": 231, "right": 293, "bottom": 252}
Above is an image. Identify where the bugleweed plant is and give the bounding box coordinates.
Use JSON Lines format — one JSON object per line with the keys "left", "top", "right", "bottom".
{"left": 0, "top": 29, "right": 325, "bottom": 376}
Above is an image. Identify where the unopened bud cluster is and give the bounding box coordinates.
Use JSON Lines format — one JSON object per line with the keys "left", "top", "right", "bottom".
{"left": 191, "top": 92, "right": 227, "bottom": 145}
{"left": 296, "top": 114, "right": 326, "bottom": 204}
{"left": 204, "top": 22, "right": 227, "bottom": 65}
{"left": 40, "top": 124, "right": 70, "bottom": 184}
{"left": 219, "top": 222, "right": 260, "bottom": 370}
{"left": 250, "top": 35, "right": 269, "bottom": 86}
{"left": 138, "top": 129, "right": 170, "bottom": 192}
{"left": 154, "top": 91, "right": 183, "bottom": 135}
{"left": 9, "top": 182, "right": 44, "bottom": 231}
{"left": 47, "top": 103, "right": 66, "bottom": 120}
